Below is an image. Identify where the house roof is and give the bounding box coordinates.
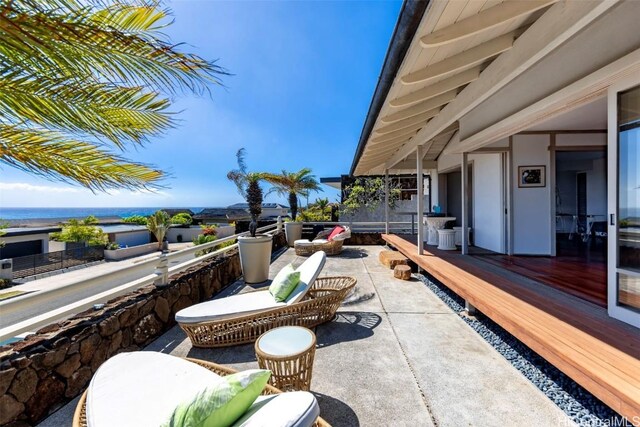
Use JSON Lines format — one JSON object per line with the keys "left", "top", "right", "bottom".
{"left": 3, "top": 227, "right": 62, "bottom": 237}
{"left": 351, "top": 0, "right": 560, "bottom": 175}
{"left": 194, "top": 208, "right": 251, "bottom": 220}
{"left": 227, "top": 203, "right": 289, "bottom": 209}
{"left": 99, "top": 225, "right": 149, "bottom": 234}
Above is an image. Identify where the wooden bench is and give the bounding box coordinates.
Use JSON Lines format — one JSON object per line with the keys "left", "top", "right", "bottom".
{"left": 379, "top": 250, "right": 408, "bottom": 269}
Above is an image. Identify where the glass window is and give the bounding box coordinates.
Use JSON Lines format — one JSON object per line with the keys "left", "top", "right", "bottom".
{"left": 617, "top": 85, "right": 640, "bottom": 311}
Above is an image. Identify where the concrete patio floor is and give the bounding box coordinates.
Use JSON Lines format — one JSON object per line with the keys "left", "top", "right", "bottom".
{"left": 40, "top": 245, "right": 573, "bottom": 427}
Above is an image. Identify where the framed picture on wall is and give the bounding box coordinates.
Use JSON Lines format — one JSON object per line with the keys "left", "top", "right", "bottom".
{"left": 518, "top": 165, "right": 546, "bottom": 188}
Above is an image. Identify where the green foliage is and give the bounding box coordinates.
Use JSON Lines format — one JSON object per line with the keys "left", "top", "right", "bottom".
{"left": 263, "top": 168, "right": 322, "bottom": 220}
{"left": 147, "top": 210, "right": 171, "bottom": 248}
{"left": 0, "top": 220, "right": 7, "bottom": 248}
{"left": 51, "top": 215, "right": 107, "bottom": 246}
{"left": 122, "top": 215, "right": 148, "bottom": 225}
{"left": 227, "top": 148, "right": 265, "bottom": 237}
{"left": 341, "top": 178, "right": 401, "bottom": 215}
{"left": 0, "top": 1, "right": 227, "bottom": 191}
{"left": 193, "top": 233, "right": 217, "bottom": 257}
{"left": 104, "top": 242, "right": 120, "bottom": 250}
{"left": 200, "top": 225, "right": 217, "bottom": 236}
{"left": 171, "top": 213, "right": 193, "bottom": 226}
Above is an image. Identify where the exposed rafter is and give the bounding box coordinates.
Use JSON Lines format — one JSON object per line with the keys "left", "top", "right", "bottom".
{"left": 382, "top": 91, "right": 456, "bottom": 123}
{"left": 390, "top": 67, "right": 481, "bottom": 108}
{"left": 402, "top": 31, "right": 517, "bottom": 85}
{"left": 370, "top": 126, "right": 420, "bottom": 143}
{"left": 375, "top": 108, "right": 439, "bottom": 134}
{"left": 384, "top": 1, "right": 618, "bottom": 170}
{"left": 421, "top": 0, "right": 556, "bottom": 48}
{"left": 369, "top": 133, "right": 413, "bottom": 147}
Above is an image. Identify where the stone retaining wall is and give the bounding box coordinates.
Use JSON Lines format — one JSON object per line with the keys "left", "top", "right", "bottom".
{"left": 345, "top": 232, "right": 386, "bottom": 246}
{"left": 0, "top": 231, "right": 286, "bottom": 426}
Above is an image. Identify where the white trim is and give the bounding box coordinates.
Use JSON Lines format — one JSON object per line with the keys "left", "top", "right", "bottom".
{"left": 607, "top": 75, "right": 640, "bottom": 328}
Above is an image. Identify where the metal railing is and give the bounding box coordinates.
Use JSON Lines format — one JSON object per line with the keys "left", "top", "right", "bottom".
{"left": 11, "top": 245, "right": 105, "bottom": 279}
{"left": 0, "top": 223, "right": 279, "bottom": 342}
{"left": 301, "top": 221, "right": 415, "bottom": 233}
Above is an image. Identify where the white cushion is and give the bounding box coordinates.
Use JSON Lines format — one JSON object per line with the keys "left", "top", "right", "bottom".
{"left": 285, "top": 251, "right": 326, "bottom": 305}
{"left": 311, "top": 239, "right": 328, "bottom": 244}
{"left": 232, "top": 391, "right": 320, "bottom": 427}
{"left": 294, "top": 239, "right": 312, "bottom": 246}
{"left": 176, "top": 291, "right": 284, "bottom": 324}
{"left": 86, "top": 352, "right": 223, "bottom": 427}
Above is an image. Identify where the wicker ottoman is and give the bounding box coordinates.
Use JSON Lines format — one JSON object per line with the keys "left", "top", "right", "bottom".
{"left": 255, "top": 326, "right": 316, "bottom": 392}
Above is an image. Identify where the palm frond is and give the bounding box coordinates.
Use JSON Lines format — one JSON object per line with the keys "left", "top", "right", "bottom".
{"left": 0, "top": 125, "right": 164, "bottom": 191}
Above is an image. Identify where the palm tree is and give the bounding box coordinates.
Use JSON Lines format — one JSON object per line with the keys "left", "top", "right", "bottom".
{"left": 264, "top": 168, "right": 322, "bottom": 221}
{"left": 227, "top": 148, "right": 264, "bottom": 237}
{"left": 147, "top": 210, "right": 171, "bottom": 250}
{"left": 0, "top": 1, "right": 226, "bottom": 191}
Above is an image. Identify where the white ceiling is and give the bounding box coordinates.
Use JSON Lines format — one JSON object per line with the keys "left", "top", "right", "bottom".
{"left": 526, "top": 96, "right": 607, "bottom": 131}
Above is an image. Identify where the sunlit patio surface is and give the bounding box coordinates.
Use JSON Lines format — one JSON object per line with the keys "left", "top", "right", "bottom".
{"left": 40, "top": 246, "right": 572, "bottom": 426}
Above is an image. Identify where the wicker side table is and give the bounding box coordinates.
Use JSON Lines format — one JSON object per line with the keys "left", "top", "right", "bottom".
{"left": 255, "top": 326, "right": 316, "bottom": 392}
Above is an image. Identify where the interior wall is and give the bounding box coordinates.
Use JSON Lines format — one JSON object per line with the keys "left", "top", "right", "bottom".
{"left": 472, "top": 153, "right": 504, "bottom": 253}
{"left": 512, "top": 135, "right": 551, "bottom": 255}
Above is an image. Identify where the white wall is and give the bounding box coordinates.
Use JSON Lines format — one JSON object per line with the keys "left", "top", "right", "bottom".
{"left": 587, "top": 157, "right": 607, "bottom": 216}
{"left": 512, "top": 135, "right": 551, "bottom": 255}
{"left": 472, "top": 153, "right": 504, "bottom": 253}
{"left": 113, "top": 230, "right": 150, "bottom": 247}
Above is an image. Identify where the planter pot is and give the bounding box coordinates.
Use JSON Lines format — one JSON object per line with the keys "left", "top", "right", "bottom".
{"left": 284, "top": 222, "right": 303, "bottom": 247}
{"left": 237, "top": 234, "right": 273, "bottom": 284}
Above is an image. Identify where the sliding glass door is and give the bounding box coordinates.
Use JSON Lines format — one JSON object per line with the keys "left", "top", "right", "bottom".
{"left": 608, "top": 80, "right": 640, "bottom": 327}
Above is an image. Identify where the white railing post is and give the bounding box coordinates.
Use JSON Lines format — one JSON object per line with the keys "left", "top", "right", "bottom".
{"left": 277, "top": 216, "right": 283, "bottom": 232}
{"left": 417, "top": 145, "right": 424, "bottom": 255}
{"left": 462, "top": 152, "right": 469, "bottom": 255}
{"left": 154, "top": 252, "right": 169, "bottom": 287}
{"left": 384, "top": 169, "right": 390, "bottom": 235}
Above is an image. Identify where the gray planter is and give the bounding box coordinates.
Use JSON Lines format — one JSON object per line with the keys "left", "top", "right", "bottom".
{"left": 284, "top": 222, "right": 303, "bottom": 247}
{"left": 237, "top": 234, "right": 273, "bottom": 284}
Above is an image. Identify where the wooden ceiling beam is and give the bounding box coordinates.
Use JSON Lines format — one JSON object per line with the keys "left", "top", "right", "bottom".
{"left": 384, "top": 1, "right": 618, "bottom": 170}
{"left": 370, "top": 126, "right": 420, "bottom": 144}
{"left": 390, "top": 67, "right": 481, "bottom": 108}
{"left": 381, "top": 91, "right": 456, "bottom": 123}
{"left": 369, "top": 133, "right": 413, "bottom": 147}
{"left": 421, "top": 0, "right": 556, "bottom": 48}
{"left": 402, "top": 31, "right": 517, "bottom": 85}
{"left": 375, "top": 108, "right": 439, "bottom": 134}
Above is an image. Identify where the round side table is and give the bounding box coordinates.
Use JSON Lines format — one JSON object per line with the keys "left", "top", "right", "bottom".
{"left": 255, "top": 326, "right": 316, "bottom": 392}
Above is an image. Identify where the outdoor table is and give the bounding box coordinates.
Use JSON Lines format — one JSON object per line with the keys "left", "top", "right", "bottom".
{"left": 255, "top": 326, "right": 316, "bottom": 392}
{"left": 424, "top": 216, "right": 456, "bottom": 245}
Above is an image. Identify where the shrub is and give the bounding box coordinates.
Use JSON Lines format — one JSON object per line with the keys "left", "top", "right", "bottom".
{"left": 171, "top": 213, "right": 193, "bottom": 227}
{"left": 51, "top": 216, "right": 107, "bottom": 246}
{"left": 122, "top": 215, "right": 148, "bottom": 225}
{"left": 200, "top": 224, "right": 217, "bottom": 236}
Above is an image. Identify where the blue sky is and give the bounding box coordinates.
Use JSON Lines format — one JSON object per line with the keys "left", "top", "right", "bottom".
{"left": 0, "top": 0, "right": 402, "bottom": 208}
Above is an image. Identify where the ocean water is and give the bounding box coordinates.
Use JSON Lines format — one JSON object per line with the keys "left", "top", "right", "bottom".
{"left": 0, "top": 207, "right": 204, "bottom": 220}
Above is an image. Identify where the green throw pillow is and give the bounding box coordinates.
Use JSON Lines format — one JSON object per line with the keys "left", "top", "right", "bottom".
{"left": 269, "top": 264, "right": 301, "bottom": 302}
{"left": 164, "top": 369, "right": 271, "bottom": 427}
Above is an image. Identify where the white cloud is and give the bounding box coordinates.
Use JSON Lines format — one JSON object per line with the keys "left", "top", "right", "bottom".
{"left": 0, "top": 182, "right": 81, "bottom": 193}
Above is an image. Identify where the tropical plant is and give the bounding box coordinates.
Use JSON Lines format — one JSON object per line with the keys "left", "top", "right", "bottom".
{"left": 147, "top": 210, "right": 171, "bottom": 249}
{"left": 51, "top": 215, "right": 107, "bottom": 246}
{"left": 341, "top": 178, "right": 401, "bottom": 215}
{"left": 264, "top": 168, "right": 322, "bottom": 221}
{"left": 227, "top": 148, "right": 265, "bottom": 237}
{"left": 171, "top": 213, "right": 192, "bottom": 227}
{"left": 200, "top": 224, "right": 217, "bottom": 236}
{"left": 0, "top": 1, "right": 226, "bottom": 191}
{"left": 122, "top": 215, "right": 148, "bottom": 225}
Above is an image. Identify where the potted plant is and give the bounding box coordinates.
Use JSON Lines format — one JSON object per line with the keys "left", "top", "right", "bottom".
{"left": 264, "top": 168, "right": 321, "bottom": 246}
{"left": 227, "top": 148, "right": 272, "bottom": 283}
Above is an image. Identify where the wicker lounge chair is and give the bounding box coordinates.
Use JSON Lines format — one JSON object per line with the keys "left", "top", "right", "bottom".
{"left": 176, "top": 252, "right": 357, "bottom": 348}
{"left": 294, "top": 226, "right": 351, "bottom": 256}
{"left": 73, "top": 352, "right": 330, "bottom": 427}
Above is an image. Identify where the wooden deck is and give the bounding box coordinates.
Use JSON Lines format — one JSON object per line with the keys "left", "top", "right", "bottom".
{"left": 382, "top": 234, "right": 640, "bottom": 420}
